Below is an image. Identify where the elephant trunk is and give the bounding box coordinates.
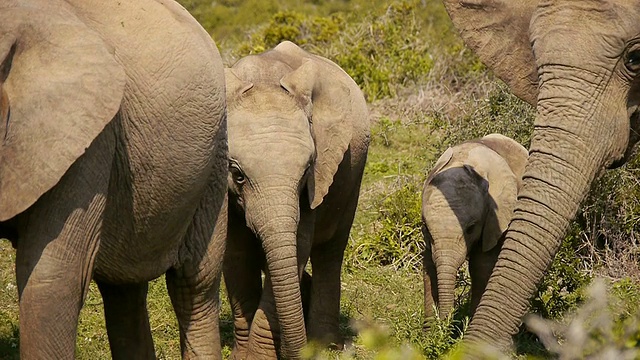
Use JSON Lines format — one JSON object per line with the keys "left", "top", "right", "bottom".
{"left": 249, "top": 190, "right": 306, "bottom": 359}
{"left": 433, "top": 246, "right": 466, "bottom": 320}
{"left": 466, "top": 76, "right": 615, "bottom": 347}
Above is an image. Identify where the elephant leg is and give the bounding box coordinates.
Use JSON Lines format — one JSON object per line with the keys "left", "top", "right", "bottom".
{"left": 422, "top": 248, "right": 438, "bottom": 329}
{"left": 468, "top": 244, "right": 501, "bottom": 316}
{"left": 306, "top": 238, "right": 348, "bottom": 348}
{"left": 97, "top": 281, "right": 155, "bottom": 359}
{"left": 307, "top": 175, "right": 361, "bottom": 348}
{"left": 15, "top": 128, "right": 114, "bottom": 359}
{"left": 245, "top": 264, "right": 310, "bottom": 359}
{"left": 166, "top": 187, "right": 228, "bottom": 360}
{"left": 224, "top": 211, "right": 263, "bottom": 360}
{"left": 246, "top": 277, "right": 280, "bottom": 359}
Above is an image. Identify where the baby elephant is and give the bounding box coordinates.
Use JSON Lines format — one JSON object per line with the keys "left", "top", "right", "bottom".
{"left": 223, "top": 41, "right": 370, "bottom": 359}
{"left": 421, "top": 134, "right": 528, "bottom": 325}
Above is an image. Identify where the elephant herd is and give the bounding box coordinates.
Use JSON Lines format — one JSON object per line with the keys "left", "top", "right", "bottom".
{"left": 1, "top": 0, "right": 639, "bottom": 359}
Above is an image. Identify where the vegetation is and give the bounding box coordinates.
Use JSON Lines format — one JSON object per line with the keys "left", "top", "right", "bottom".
{"left": 1, "top": 0, "right": 640, "bottom": 359}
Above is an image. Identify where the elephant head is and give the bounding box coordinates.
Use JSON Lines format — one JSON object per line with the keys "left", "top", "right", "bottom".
{"left": 422, "top": 134, "right": 527, "bottom": 321}
{"left": 0, "top": 3, "right": 125, "bottom": 222}
{"left": 224, "top": 41, "right": 358, "bottom": 358}
{"left": 443, "top": 0, "right": 640, "bottom": 347}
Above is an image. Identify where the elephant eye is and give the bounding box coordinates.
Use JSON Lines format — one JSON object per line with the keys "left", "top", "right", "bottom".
{"left": 229, "top": 163, "right": 246, "bottom": 185}
{"left": 625, "top": 50, "right": 640, "bottom": 72}
{"left": 464, "top": 222, "right": 476, "bottom": 235}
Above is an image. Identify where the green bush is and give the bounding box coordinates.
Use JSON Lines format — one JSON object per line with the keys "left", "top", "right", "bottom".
{"left": 233, "top": 11, "right": 346, "bottom": 56}
{"left": 440, "top": 83, "right": 536, "bottom": 149}
{"left": 232, "top": 1, "right": 436, "bottom": 101}
{"left": 525, "top": 279, "right": 640, "bottom": 359}
{"left": 347, "top": 179, "right": 424, "bottom": 271}
{"left": 330, "top": 1, "right": 434, "bottom": 100}
{"left": 422, "top": 312, "right": 467, "bottom": 359}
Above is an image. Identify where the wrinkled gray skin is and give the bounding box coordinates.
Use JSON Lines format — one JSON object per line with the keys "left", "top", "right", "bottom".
{"left": 223, "top": 41, "right": 370, "bottom": 359}
{"left": 444, "top": 0, "right": 640, "bottom": 351}
{"left": 422, "top": 134, "right": 528, "bottom": 326}
{"left": 0, "top": 1, "right": 227, "bottom": 359}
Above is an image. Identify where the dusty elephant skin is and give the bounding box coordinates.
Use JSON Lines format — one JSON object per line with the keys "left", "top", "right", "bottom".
{"left": 0, "top": 0, "right": 228, "bottom": 359}
{"left": 223, "top": 41, "right": 370, "bottom": 360}
{"left": 422, "top": 134, "right": 528, "bottom": 327}
{"left": 443, "top": 0, "right": 640, "bottom": 353}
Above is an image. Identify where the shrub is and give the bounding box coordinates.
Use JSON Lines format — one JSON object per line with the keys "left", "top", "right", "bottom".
{"left": 347, "top": 179, "right": 424, "bottom": 271}
{"left": 422, "top": 312, "right": 467, "bottom": 359}
{"left": 439, "top": 83, "right": 535, "bottom": 149}
{"left": 233, "top": 11, "right": 346, "bottom": 56}
{"left": 232, "top": 1, "right": 435, "bottom": 101}
{"left": 329, "top": 1, "right": 434, "bottom": 100}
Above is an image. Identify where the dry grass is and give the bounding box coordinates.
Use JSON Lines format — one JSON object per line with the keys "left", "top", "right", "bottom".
{"left": 526, "top": 279, "right": 640, "bottom": 360}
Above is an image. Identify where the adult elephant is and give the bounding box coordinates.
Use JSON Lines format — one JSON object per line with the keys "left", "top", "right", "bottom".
{"left": 0, "top": 0, "right": 227, "bottom": 358}
{"left": 443, "top": 0, "right": 640, "bottom": 351}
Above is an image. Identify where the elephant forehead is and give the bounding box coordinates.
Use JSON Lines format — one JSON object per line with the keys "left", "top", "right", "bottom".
{"left": 228, "top": 95, "right": 310, "bottom": 135}
{"left": 238, "top": 84, "right": 295, "bottom": 104}
{"left": 424, "top": 170, "right": 484, "bottom": 222}
{"left": 530, "top": 1, "right": 639, "bottom": 66}
{"left": 227, "top": 107, "right": 315, "bottom": 176}
{"left": 465, "top": 147, "right": 502, "bottom": 173}
{"left": 438, "top": 143, "right": 494, "bottom": 174}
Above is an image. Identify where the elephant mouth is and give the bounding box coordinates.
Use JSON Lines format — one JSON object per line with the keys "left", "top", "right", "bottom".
{"left": 610, "top": 109, "right": 640, "bottom": 169}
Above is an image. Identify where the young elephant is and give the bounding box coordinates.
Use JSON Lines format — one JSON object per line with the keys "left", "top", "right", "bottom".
{"left": 223, "top": 41, "right": 370, "bottom": 359}
{"left": 421, "top": 134, "right": 527, "bottom": 325}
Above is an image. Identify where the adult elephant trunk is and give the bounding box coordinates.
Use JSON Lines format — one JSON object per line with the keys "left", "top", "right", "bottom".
{"left": 466, "top": 70, "right": 623, "bottom": 348}
{"left": 247, "top": 188, "right": 306, "bottom": 359}
{"left": 433, "top": 247, "right": 465, "bottom": 319}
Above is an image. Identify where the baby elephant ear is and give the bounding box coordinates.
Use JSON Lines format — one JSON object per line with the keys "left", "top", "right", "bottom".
{"left": 478, "top": 134, "right": 528, "bottom": 190}
{"left": 425, "top": 147, "right": 454, "bottom": 185}
{"left": 481, "top": 157, "right": 519, "bottom": 252}
{"left": 279, "top": 59, "right": 315, "bottom": 117}
{"left": 0, "top": 7, "right": 125, "bottom": 221}
{"left": 281, "top": 58, "right": 358, "bottom": 209}
{"left": 443, "top": 0, "right": 539, "bottom": 106}
{"left": 224, "top": 68, "right": 254, "bottom": 100}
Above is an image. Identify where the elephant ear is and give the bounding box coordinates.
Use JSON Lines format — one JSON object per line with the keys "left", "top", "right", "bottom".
{"left": 425, "top": 147, "right": 454, "bottom": 185}
{"left": 467, "top": 147, "right": 518, "bottom": 252}
{"left": 224, "top": 68, "right": 254, "bottom": 101}
{"left": 0, "top": 7, "right": 125, "bottom": 221}
{"left": 280, "top": 58, "right": 355, "bottom": 209}
{"left": 478, "top": 133, "right": 528, "bottom": 191}
{"left": 443, "top": 0, "right": 539, "bottom": 106}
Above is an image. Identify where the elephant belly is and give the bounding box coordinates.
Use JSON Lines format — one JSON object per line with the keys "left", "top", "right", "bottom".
{"left": 93, "top": 113, "right": 227, "bottom": 284}
{"left": 93, "top": 175, "right": 190, "bottom": 283}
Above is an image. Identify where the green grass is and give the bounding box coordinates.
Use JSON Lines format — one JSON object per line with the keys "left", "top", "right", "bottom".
{"left": 2, "top": 0, "right": 640, "bottom": 359}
